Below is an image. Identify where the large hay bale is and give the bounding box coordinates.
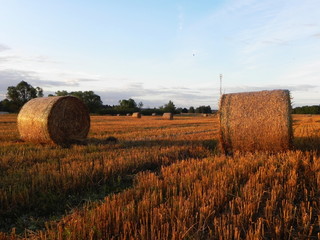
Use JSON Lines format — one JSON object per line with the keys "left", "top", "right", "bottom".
{"left": 18, "top": 96, "right": 90, "bottom": 145}
{"left": 132, "top": 112, "right": 141, "bottom": 118}
{"left": 163, "top": 112, "right": 173, "bottom": 120}
{"left": 219, "top": 90, "right": 293, "bottom": 154}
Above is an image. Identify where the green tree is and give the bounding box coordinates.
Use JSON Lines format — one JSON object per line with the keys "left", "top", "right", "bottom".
{"left": 55, "top": 90, "right": 103, "bottom": 113}
{"left": 6, "top": 81, "right": 43, "bottom": 111}
{"left": 188, "top": 106, "right": 195, "bottom": 113}
{"left": 118, "top": 98, "right": 137, "bottom": 109}
{"left": 138, "top": 101, "right": 144, "bottom": 109}
{"left": 163, "top": 100, "right": 176, "bottom": 113}
{"left": 195, "top": 105, "right": 212, "bottom": 114}
{"left": 55, "top": 90, "right": 69, "bottom": 96}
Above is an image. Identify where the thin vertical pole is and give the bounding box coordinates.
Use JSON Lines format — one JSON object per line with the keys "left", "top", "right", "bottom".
{"left": 220, "top": 74, "right": 223, "bottom": 96}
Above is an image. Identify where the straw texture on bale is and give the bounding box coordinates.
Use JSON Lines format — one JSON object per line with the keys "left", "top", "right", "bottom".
{"left": 132, "top": 112, "right": 141, "bottom": 118}
{"left": 18, "top": 96, "right": 90, "bottom": 145}
{"left": 163, "top": 112, "right": 173, "bottom": 120}
{"left": 219, "top": 90, "right": 293, "bottom": 154}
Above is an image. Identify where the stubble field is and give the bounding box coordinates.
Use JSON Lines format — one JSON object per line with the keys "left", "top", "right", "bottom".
{"left": 0, "top": 113, "right": 320, "bottom": 239}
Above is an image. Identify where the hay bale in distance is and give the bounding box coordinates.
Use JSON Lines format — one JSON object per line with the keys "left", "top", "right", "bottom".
{"left": 18, "top": 96, "right": 90, "bottom": 145}
{"left": 163, "top": 112, "right": 173, "bottom": 120}
{"left": 132, "top": 112, "right": 141, "bottom": 118}
{"left": 126, "top": 113, "right": 131, "bottom": 116}
{"left": 219, "top": 90, "right": 293, "bottom": 154}
{"left": 202, "top": 114, "right": 209, "bottom": 117}
{"left": 152, "top": 113, "right": 157, "bottom": 116}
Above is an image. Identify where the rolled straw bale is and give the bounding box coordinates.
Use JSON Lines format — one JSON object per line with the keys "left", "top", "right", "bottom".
{"left": 152, "top": 113, "right": 157, "bottom": 116}
{"left": 202, "top": 114, "right": 209, "bottom": 117}
{"left": 163, "top": 112, "right": 173, "bottom": 120}
{"left": 132, "top": 112, "right": 141, "bottom": 118}
{"left": 18, "top": 96, "right": 90, "bottom": 145}
{"left": 126, "top": 113, "right": 131, "bottom": 116}
{"left": 219, "top": 90, "right": 293, "bottom": 154}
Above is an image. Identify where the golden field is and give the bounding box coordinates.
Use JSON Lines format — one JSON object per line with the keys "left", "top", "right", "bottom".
{"left": 0, "top": 114, "right": 320, "bottom": 239}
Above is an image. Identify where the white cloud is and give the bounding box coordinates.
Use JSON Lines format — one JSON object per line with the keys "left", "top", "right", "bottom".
{"left": 0, "top": 44, "right": 10, "bottom": 52}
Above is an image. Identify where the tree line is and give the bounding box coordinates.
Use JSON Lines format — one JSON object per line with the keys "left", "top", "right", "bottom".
{"left": 292, "top": 105, "right": 320, "bottom": 114}
{"left": 0, "top": 81, "right": 213, "bottom": 115}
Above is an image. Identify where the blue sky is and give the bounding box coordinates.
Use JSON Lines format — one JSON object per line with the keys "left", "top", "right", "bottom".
{"left": 0, "top": 0, "right": 319, "bottom": 108}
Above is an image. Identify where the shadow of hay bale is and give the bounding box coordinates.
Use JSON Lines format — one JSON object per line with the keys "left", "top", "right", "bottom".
{"left": 86, "top": 136, "right": 119, "bottom": 145}
{"left": 294, "top": 136, "right": 320, "bottom": 151}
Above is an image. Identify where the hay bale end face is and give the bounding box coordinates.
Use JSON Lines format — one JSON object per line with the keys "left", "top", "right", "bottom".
{"left": 18, "top": 96, "right": 90, "bottom": 145}
{"left": 219, "top": 90, "right": 293, "bottom": 154}
{"left": 132, "top": 112, "right": 141, "bottom": 118}
{"left": 163, "top": 112, "right": 173, "bottom": 120}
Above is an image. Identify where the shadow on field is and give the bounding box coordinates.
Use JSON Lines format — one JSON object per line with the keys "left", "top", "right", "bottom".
{"left": 294, "top": 136, "right": 320, "bottom": 151}
{"left": 85, "top": 137, "right": 218, "bottom": 152}
{"left": 87, "top": 136, "right": 119, "bottom": 145}
{"left": 123, "top": 139, "right": 218, "bottom": 151}
{"left": 1, "top": 137, "right": 218, "bottom": 235}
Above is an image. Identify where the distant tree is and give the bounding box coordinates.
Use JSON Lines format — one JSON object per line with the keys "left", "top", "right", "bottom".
{"left": 36, "top": 87, "right": 44, "bottom": 97}
{"left": 55, "top": 90, "right": 69, "bottom": 96}
{"left": 188, "top": 106, "right": 195, "bottom": 113}
{"left": 0, "top": 99, "right": 15, "bottom": 112}
{"left": 54, "top": 90, "right": 103, "bottom": 113}
{"left": 118, "top": 98, "right": 137, "bottom": 109}
{"left": 163, "top": 100, "right": 176, "bottom": 113}
{"left": 176, "top": 107, "right": 183, "bottom": 113}
{"left": 138, "top": 101, "right": 144, "bottom": 109}
{"left": 6, "top": 81, "right": 43, "bottom": 112}
{"left": 181, "top": 108, "right": 188, "bottom": 113}
{"left": 196, "top": 105, "right": 212, "bottom": 114}
{"left": 292, "top": 105, "right": 320, "bottom": 114}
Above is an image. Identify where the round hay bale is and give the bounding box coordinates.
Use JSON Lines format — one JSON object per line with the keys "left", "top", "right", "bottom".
{"left": 152, "top": 113, "right": 157, "bottom": 116}
{"left": 132, "top": 112, "right": 141, "bottom": 118}
{"left": 126, "top": 113, "right": 131, "bottom": 116}
{"left": 163, "top": 112, "right": 173, "bottom": 120}
{"left": 202, "top": 114, "right": 209, "bottom": 117}
{"left": 18, "top": 96, "right": 90, "bottom": 145}
{"left": 219, "top": 90, "right": 293, "bottom": 154}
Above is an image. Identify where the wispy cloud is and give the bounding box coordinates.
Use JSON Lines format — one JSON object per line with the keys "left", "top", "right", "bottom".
{"left": 313, "top": 33, "right": 320, "bottom": 38}
{"left": 95, "top": 82, "right": 218, "bottom": 108}
{"left": 0, "top": 44, "right": 10, "bottom": 52}
{"left": 224, "top": 84, "right": 318, "bottom": 93}
{"left": 177, "top": 5, "right": 184, "bottom": 31}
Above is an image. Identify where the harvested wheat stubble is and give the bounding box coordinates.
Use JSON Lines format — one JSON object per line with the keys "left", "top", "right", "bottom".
{"left": 163, "top": 112, "right": 173, "bottom": 120}
{"left": 219, "top": 90, "right": 293, "bottom": 154}
{"left": 18, "top": 96, "right": 90, "bottom": 145}
{"left": 132, "top": 112, "right": 141, "bottom": 118}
